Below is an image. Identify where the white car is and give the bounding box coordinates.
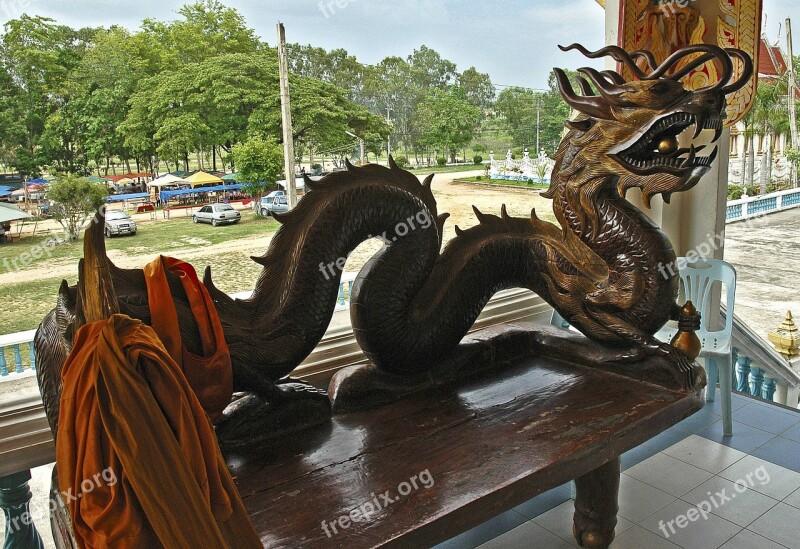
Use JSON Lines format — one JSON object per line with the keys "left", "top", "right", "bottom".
{"left": 104, "top": 210, "right": 137, "bottom": 237}
{"left": 193, "top": 204, "right": 241, "bottom": 226}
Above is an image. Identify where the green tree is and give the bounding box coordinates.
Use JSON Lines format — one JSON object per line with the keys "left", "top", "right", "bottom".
{"left": 752, "top": 79, "right": 790, "bottom": 193}
{"left": 0, "top": 16, "right": 95, "bottom": 176}
{"left": 47, "top": 174, "right": 108, "bottom": 240}
{"left": 458, "top": 66, "right": 495, "bottom": 112}
{"left": 65, "top": 26, "right": 158, "bottom": 175}
{"left": 139, "top": 0, "right": 259, "bottom": 68}
{"left": 495, "top": 70, "right": 575, "bottom": 155}
{"left": 231, "top": 137, "right": 284, "bottom": 197}
{"left": 121, "top": 51, "right": 388, "bottom": 172}
{"left": 416, "top": 86, "right": 481, "bottom": 163}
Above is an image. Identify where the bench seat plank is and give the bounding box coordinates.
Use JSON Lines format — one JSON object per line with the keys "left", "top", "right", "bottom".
{"left": 230, "top": 354, "right": 703, "bottom": 548}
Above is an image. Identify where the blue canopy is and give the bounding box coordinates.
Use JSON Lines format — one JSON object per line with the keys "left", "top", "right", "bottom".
{"left": 0, "top": 190, "right": 12, "bottom": 198}
{"left": 159, "top": 184, "right": 242, "bottom": 202}
{"left": 28, "top": 178, "right": 49, "bottom": 185}
{"left": 106, "top": 192, "right": 150, "bottom": 203}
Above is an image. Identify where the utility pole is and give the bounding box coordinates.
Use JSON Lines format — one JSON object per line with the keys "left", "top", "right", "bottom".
{"left": 535, "top": 96, "right": 542, "bottom": 155}
{"left": 386, "top": 107, "right": 392, "bottom": 162}
{"left": 788, "top": 18, "right": 798, "bottom": 186}
{"left": 345, "top": 131, "right": 365, "bottom": 164}
{"left": 277, "top": 23, "right": 297, "bottom": 207}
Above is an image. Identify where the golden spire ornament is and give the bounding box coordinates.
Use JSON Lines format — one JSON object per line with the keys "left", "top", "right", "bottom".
{"left": 768, "top": 311, "right": 799, "bottom": 358}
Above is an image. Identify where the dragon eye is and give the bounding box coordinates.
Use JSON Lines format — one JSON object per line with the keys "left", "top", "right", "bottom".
{"left": 657, "top": 135, "right": 679, "bottom": 155}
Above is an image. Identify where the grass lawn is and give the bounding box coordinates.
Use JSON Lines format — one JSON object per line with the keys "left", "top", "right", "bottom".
{"left": 453, "top": 176, "right": 550, "bottom": 190}
{"left": 0, "top": 213, "right": 281, "bottom": 334}
{"left": 0, "top": 214, "right": 279, "bottom": 269}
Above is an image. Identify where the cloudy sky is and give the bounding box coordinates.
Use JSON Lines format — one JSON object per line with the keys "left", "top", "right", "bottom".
{"left": 1, "top": 0, "right": 799, "bottom": 89}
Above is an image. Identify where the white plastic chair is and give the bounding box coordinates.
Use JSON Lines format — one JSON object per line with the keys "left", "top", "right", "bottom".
{"left": 656, "top": 258, "right": 736, "bottom": 436}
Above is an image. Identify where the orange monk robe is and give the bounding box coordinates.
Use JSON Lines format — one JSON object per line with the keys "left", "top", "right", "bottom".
{"left": 56, "top": 315, "right": 262, "bottom": 548}
{"left": 143, "top": 255, "right": 232, "bottom": 423}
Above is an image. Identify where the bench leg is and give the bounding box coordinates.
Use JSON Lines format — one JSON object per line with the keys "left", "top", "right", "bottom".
{"left": 573, "top": 457, "right": 620, "bottom": 549}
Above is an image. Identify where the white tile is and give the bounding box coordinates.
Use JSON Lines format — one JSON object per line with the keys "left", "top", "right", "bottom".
{"left": 748, "top": 502, "right": 800, "bottom": 549}
{"left": 625, "top": 452, "right": 713, "bottom": 497}
{"left": 719, "top": 454, "right": 800, "bottom": 500}
{"left": 719, "top": 529, "right": 789, "bottom": 549}
{"left": 617, "top": 474, "right": 676, "bottom": 523}
{"left": 615, "top": 516, "right": 635, "bottom": 536}
{"left": 477, "top": 520, "right": 574, "bottom": 549}
{"left": 640, "top": 499, "right": 742, "bottom": 549}
{"left": 682, "top": 476, "right": 779, "bottom": 527}
{"left": 610, "top": 525, "right": 681, "bottom": 549}
{"left": 531, "top": 500, "right": 632, "bottom": 548}
{"left": 785, "top": 487, "right": 800, "bottom": 509}
{"left": 663, "top": 434, "right": 748, "bottom": 474}
{"left": 532, "top": 501, "right": 581, "bottom": 547}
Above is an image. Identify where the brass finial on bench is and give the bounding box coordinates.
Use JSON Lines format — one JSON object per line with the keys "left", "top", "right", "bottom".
{"left": 671, "top": 301, "right": 701, "bottom": 360}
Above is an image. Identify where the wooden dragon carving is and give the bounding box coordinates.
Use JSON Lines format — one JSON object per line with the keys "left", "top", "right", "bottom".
{"left": 35, "top": 44, "right": 752, "bottom": 432}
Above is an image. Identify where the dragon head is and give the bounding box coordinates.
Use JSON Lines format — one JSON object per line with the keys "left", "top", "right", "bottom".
{"left": 549, "top": 44, "right": 753, "bottom": 208}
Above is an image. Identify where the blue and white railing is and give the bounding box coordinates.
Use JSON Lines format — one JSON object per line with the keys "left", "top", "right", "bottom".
{"left": 726, "top": 187, "right": 800, "bottom": 223}
{"left": 727, "top": 308, "right": 800, "bottom": 409}
{"left": 0, "top": 330, "right": 37, "bottom": 378}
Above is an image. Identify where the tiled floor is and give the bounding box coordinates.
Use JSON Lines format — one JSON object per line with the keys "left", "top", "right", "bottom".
{"left": 435, "top": 390, "right": 800, "bottom": 549}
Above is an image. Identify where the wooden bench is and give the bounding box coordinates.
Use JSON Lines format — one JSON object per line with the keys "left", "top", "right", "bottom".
{"left": 47, "top": 323, "right": 703, "bottom": 549}
{"left": 230, "top": 322, "right": 705, "bottom": 548}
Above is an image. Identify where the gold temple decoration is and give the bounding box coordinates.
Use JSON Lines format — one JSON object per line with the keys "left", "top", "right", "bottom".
{"left": 768, "top": 311, "right": 800, "bottom": 358}
{"left": 671, "top": 301, "right": 702, "bottom": 360}
{"left": 619, "top": 0, "right": 762, "bottom": 125}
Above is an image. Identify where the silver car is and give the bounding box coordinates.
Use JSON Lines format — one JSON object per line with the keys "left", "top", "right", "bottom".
{"left": 193, "top": 204, "right": 241, "bottom": 226}
{"left": 104, "top": 210, "right": 137, "bottom": 237}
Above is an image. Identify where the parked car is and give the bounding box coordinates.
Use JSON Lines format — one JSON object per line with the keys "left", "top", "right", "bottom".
{"left": 193, "top": 204, "right": 241, "bottom": 226}
{"left": 260, "top": 195, "right": 301, "bottom": 217}
{"left": 255, "top": 190, "right": 285, "bottom": 215}
{"left": 104, "top": 210, "right": 137, "bottom": 237}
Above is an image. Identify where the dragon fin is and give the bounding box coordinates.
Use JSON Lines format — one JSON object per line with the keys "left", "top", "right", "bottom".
{"left": 472, "top": 206, "right": 489, "bottom": 224}
{"left": 303, "top": 174, "right": 320, "bottom": 192}
{"left": 250, "top": 255, "right": 270, "bottom": 267}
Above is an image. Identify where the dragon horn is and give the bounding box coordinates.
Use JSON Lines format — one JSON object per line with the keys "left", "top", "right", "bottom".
{"left": 422, "top": 174, "right": 434, "bottom": 188}
{"left": 554, "top": 68, "right": 612, "bottom": 120}
{"left": 388, "top": 155, "right": 399, "bottom": 171}
{"left": 345, "top": 158, "right": 356, "bottom": 171}
{"left": 559, "top": 43, "right": 648, "bottom": 80}
{"left": 500, "top": 204, "right": 510, "bottom": 220}
{"left": 601, "top": 70, "right": 626, "bottom": 85}
{"left": 578, "top": 67, "right": 636, "bottom": 107}
{"left": 721, "top": 48, "right": 754, "bottom": 95}
{"left": 576, "top": 76, "right": 595, "bottom": 96}
{"left": 454, "top": 225, "right": 464, "bottom": 237}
